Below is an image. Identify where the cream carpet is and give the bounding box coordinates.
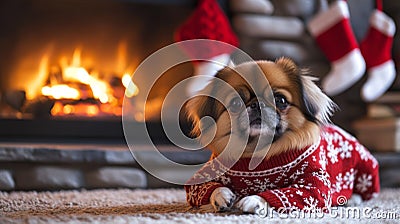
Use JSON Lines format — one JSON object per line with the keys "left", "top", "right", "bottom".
{"left": 0, "top": 188, "right": 399, "bottom": 223}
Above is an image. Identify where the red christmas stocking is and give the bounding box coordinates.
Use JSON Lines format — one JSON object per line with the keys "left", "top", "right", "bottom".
{"left": 360, "top": 1, "right": 396, "bottom": 102}
{"left": 307, "top": 0, "right": 365, "bottom": 96}
{"left": 175, "top": 0, "right": 239, "bottom": 96}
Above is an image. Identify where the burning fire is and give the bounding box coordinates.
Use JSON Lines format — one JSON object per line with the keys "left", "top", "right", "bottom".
{"left": 39, "top": 48, "right": 139, "bottom": 117}
{"left": 42, "top": 84, "right": 80, "bottom": 100}
{"left": 122, "top": 73, "right": 139, "bottom": 98}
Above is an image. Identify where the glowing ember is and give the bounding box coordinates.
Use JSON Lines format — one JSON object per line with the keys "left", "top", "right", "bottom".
{"left": 41, "top": 84, "right": 80, "bottom": 100}
{"left": 50, "top": 101, "right": 101, "bottom": 117}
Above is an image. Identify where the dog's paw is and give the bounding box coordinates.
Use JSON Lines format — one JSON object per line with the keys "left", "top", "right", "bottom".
{"left": 346, "top": 194, "right": 363, "bottom": 207}
{"left": 210, "top": 187, "right": 236, "bottom": 212}
{"left": 235, "top": 195, "right": 268, "bottom": 215}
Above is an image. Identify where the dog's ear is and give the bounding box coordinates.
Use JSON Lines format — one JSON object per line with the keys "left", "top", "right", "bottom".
{"left": 299, "top": 74, "right": 337, "bottom": 124}
{"left": 276, "top": 57, "right": 337, "bottom": 124}
{"left": 185, "top": 81, "right": 219, "bottom": 137}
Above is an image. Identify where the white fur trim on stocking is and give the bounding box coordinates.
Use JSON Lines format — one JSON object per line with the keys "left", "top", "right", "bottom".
{"left": 186, "top": 53, "right": 231, "bottom": 97}
{"left": 370, "top": 9, "right": 396, "bottom": 37}
{"left": 361, "top": 60, "right": 396, "bottom": 102}
{"left": 322, "top": 49, "right": 366, "bottom": 96}
{"left": 308, "top": 0, "right": 349, "bottom": 36}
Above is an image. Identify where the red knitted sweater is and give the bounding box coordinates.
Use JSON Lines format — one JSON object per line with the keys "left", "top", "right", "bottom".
{"left": 185, "top": 125, "right": 380, "bottom": 211}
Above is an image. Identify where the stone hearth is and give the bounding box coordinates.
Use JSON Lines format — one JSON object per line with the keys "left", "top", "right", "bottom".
{"left": 0, "top": 143, "right": 211, "bottom": 191}
{"left": 0, "top": 143, "right": 399, "bottom": 190}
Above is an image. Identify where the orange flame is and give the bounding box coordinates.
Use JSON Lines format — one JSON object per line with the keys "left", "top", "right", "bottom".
{"left": 41, "top": 48, "right": 117, "bottom": 104}
{"left": 37, "top": 47, "right": 139, "bottom": 118}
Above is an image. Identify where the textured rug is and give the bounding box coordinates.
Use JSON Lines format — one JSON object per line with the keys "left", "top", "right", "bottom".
{"left": 0, "top": 188, "right": 399, "bottom": 223}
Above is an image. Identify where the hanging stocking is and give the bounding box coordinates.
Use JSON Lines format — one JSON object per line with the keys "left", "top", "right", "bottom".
{"left": 175, "top": 0, "right": 239, "bottom": 96}
{"left": 307, "top": 0, "right": 365, "bottom": 96}
{"left": 360, "top": 0, "right": 396, "bottom": 102}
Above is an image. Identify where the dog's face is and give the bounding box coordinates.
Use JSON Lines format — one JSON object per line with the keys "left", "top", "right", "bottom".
{"left": 186, "top": 58, "right": 335, "bottom": 159}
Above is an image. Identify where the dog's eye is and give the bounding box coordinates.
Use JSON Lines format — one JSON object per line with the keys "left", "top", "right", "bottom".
{"left": 228, "top": 97, "right": 244, "bottom": 113}
{"left": 274, "top": 94, "right": 289, "bottom": 110}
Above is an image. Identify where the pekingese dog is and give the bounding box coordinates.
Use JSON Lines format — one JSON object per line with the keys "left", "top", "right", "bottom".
{"left": 185, "top": 58, "right": 380, "bottom": 215}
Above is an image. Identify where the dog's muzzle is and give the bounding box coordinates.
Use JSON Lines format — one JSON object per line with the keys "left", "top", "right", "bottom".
{"left": 244, "top": 100, "right": 280, "bottom": 137}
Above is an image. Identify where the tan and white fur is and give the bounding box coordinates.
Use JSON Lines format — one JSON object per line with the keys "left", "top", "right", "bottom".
{"left": 186, "top": 58, "right": 341, "bottom": 214}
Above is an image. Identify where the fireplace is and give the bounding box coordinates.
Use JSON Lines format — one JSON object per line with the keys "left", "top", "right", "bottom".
{"left": 0, "top": 0, "right": 212, "bottom": 142}
{"left": 1, "top": 0, "right": 399, "bottom": 191}
{"left": 0, "top": 0, "right": 224, "bottom": 190}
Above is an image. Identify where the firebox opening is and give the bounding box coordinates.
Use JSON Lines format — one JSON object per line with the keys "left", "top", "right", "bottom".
{"left": 0, "top": 0, "right": 197, "bottom": 141}
{"left": 0, "top": 0, "right": 194, "bottom": 119}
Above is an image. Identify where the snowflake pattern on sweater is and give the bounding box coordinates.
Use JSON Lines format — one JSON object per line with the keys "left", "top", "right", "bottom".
{"left": 185, "top": 125, "right": 380, "bottom": 212}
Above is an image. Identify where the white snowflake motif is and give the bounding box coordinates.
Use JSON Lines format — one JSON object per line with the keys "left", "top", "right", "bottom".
{"left": 321, "top": 131, "right": 333, "bottom": 145}
{"left": 187, "top": 185, "right": 199, "bottom": 203}
{"left": 332, "top": 173, "right": 343, "bottom": 193}
{"left": 192, "top": 172, "right": 205, "bottom": 180}
{"left": 371, "top": 157, "right": 378, "bottom": 169}
{"left": 356, "top": 174, "right": 372, "bottom": 193}
{"left": 290, "top": 170, "right": 303, "bottom": 180}
{"left": 303, "top": 196, "right": 319, "bottom": 211}
{"left": 292, "top": 184, "right": 313, "bottom": 190}
{"left": 296, "top": 190, "right": 303, "bottom": 196}
{"left": 298, "top": 178, "right": 305, "bottom": 184}
{"left": 201, "top": 172, "right": 213, "bottom": 182}
{"left": 355, "top": 143, "right": 370, "bottom": 161}
{"left": 319, "top": 146, "right": 328, "bottom": 169}
{"left": 332, "top": 132, "right": 344, "bottom": 143}
{"left": 216, "top": 175, "right": 231, "bottom": 185}
{"left": 323, "top": 131, "right": 342, "bottom": 143}
{"left": 327, "top": 144, "right": 339, "bottom": 164}
{"left": 324, "top": 189, "right": 333, "bottom": 208}
{"left": 240, "top": 178, "right": 273, "bottom": 195}
{"left": 338, "top": 141, "right": 354, "bottom": 159}
{"left": 253, "top": 178, "right": 271, "bottom": 192}
{"left": 343, "top": 169, "right": 357, "bottom": 190}
{"left": 289, "top": 162, "right": 308, "bottom": 183}
{"left": 312, "top": 168, "right": 331, "bottom": 187}
{"left": 266, "top": 181, "right": 277, "bottom": 189}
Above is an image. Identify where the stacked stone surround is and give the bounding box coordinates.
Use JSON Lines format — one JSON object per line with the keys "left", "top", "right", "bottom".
{"left": 231, "top": 0, "right": 331, "bottom": 76}
{"left": 229, "top": 0, "right": 400, "bottom": 133}
{"left": 0, "top": 143, "right": 210, "bottom": 191}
